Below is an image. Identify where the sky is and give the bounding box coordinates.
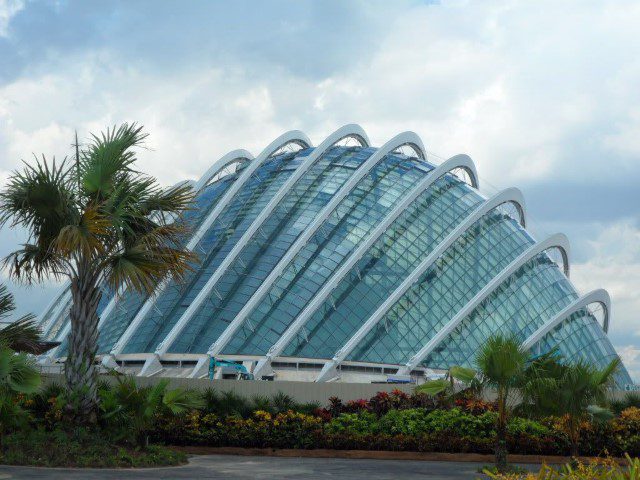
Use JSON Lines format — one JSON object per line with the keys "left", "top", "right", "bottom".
{"left": 0, "top": 0, "right": 639, "bottom": 378}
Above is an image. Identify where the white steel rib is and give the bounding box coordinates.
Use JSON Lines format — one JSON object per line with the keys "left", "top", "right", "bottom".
{"left": 194, "top": 151, "right": 253, "bottom": 192}
{"left": 40, "top": 289, "right": 71, "bottom": 338}
{"left": 38, "top": 284, "right": 69, "bottom": 330}
{"left": 315, "top": 187, "right": 527, "bottom": 382}
{"left": 252, "top": 154, "right": 479, "bottom": 378}
{"left": 396, "top": 233, "right": 570, "bottom": 375}
{"left": 152, "top": 125, "right": 370, "bottom": 357}
{"left": 108, "top": 134, "right": 311, "bottom": 358}
{"left": 205, "top": 132, "right": 427, "bottom": 360}
{"left": 522, "top": 289, "right": 610, "bottom": 351}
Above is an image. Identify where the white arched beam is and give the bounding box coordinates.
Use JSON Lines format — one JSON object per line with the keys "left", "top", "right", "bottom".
{"left": 252, "top": 154, "right": 479, "bottom": 378}
{"left": 194, "top": 149, "right": 254, "bottom": 192}
{"left": 40, "top": 289, "right": 71, "bottom": 339}
{"left": 203, "top": 132, "right": 427, "bottom": 365}
{"left": 152, "top": 125, "right": 369, "bottom": 358}
{"left": 315, "top": 187, "right": 526, "bottom": 382}
{"left": 107, "top": 133, "right": 311, "bottom": 370}
{"left": 522, "top": 289, "right": 610, "bottom": 352}
{"left": 396, "top": 233, "right": 570, "bottom": 375}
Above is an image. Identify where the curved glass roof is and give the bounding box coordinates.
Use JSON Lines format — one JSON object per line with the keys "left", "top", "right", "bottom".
{"left": 40, "top": 127, "right": 632, "bottom": 386}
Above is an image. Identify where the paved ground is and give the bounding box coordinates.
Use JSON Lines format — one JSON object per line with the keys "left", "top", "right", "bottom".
{"left": 0, "top": 454, "right": 529, "bottom": 479}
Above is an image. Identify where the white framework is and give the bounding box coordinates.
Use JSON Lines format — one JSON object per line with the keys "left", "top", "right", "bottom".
{"left": 204, "top": 131, "right": 427, "bottom": 362}
{"left": 396, "top": 233, "right": 570, "bottom": 375}
{"left": 252, "top": 154, "right": 479, "bottom": 378}
{"left": 151, "top": 125, "right": 369, "bottom": 359}
{"left": 316, "top": 187, "right": 527, "bottom": 382}
{"left": 522, "top": 288, "right": 610, "bottom": 351}
{"left": 108, "top": 134, "right": 311, "bottom": 361}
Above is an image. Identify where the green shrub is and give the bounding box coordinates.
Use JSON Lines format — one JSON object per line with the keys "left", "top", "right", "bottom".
{"left": 507, "top": 416, "right": 551, "bottom": 437}
{"left": 325, "top": 412, "right": 378, "bottom": 435}
{"left": 0, "top": 428, "right": 186, "bottom": 467}
{"left": 377, "top": 408, "right": 432, "bottom": 436}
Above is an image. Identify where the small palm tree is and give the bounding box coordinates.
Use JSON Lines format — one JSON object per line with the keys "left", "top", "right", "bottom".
{"left": 0, "top": 124, "right": 196, "bottom": 423}
{"left": 100, "top": 376, "right": 203, "bottom": 447}
{"left": 526, "top": 358, "right": 619, "bottom": 458}
{"left": 416, "top": 365, "right": 479, "bottom": 407}
{"left": 0, "top": 284, "right": 44, "bottom": 354}
{"left": 476, "top": 334, "right": 530, "bottom": 472}
{"left": 0, "top": 342, "right": 41, "bottom": 446}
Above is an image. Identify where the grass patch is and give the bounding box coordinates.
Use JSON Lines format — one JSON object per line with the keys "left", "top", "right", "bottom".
{"left": 0, "top": 429, "right": 187, "bottom": 468}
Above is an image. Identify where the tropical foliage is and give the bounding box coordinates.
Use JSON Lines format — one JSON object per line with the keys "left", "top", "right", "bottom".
{"left": 523, "top": 358, "right": 620, "bottom": 457}
{"left": 0, "top": 284, "right": 43, "bottom": 354}
{"left": 0, "top": 124, "right": 196, "bottom": 422}
{"left": 99, "top": 376, "right": 204, "bottom": 446}
{"left": 0, "top": 343, "right": 41, "bottom": 446}
{"left": 485, "top": 454, "right": 640, "bottom": 480}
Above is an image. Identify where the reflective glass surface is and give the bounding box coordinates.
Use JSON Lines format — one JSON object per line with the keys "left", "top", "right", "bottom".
{"left": 424, "top": 253, "right": 578, "bottom": 368}
{"left": 537, "top": 310, "right": 632, "bottom": 386}
{"left": 221, "top": 152, "right": 427, "bottom": 356}
{"left": 167, "top": 147, "right": 374, "bottom": 354}
{"left": 348, "top": 208, "right": 533, "bottom": 365}
{"left": 95, "top": 154, "right": 289, "bottom": 354}
{"left": 283, "top": 174, "right": 483, "bottom": 359}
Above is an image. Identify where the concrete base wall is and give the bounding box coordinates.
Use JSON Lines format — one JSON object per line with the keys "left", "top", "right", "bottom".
{"left": 42, "top": 373, "right": 414, "bottom": 404}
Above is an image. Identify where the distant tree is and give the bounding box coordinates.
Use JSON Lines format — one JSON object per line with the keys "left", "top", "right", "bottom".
{"left": 0, "top": 124, "right": 196, "bottom": 424}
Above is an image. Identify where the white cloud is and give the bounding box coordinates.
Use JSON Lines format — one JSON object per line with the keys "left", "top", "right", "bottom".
{"left": 618, "top": 345, "right": 640, "bottom": 383}
{"left": 0, "top": 0, "right": 22, "bottom": 37}
{"left": 569, "top": 221, "right": 640, "bottom": 379}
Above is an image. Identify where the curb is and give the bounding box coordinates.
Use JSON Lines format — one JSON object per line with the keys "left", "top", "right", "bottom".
{"left": 171, "top": 446, "right": 624, "bottom": 465}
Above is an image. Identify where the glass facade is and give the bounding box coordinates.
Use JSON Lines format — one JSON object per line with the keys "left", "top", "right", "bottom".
{"left": 166, "top": 147, "right": 375, "bottom": 354}
{"left": 283, "top": 174, "right": 483, "bottom": 360}
{"left": 537, "top": 310, "right": 633, "bottom": 385}
{"left": 41, "top": 134, "right": 630, "bottom": 383}
{"left": 96, "top": 151, "right": 299, "bottom": 354}
{"left": 424, "top": 252, "right": 578, "bottom": 368}
{"left": 348, "top": 207, "right": 533, "bottom": 365}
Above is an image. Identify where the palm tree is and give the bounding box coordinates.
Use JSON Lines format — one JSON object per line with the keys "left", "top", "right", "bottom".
{"left": 0, "top": 124, "right": 196, "bottom": 423}
{"left": 0, "top": 283, "right": 44, "bottom": 354}
{"left": 476, "top": 334, "right": 530, "bottom": 472}
{"left": 525, "top": 358, "right": 619, "bottom": 458}
{"left": 99, "top": 376, "right": 203, "bottom": 447}
{"left": 0, "top": 342, "right": 41, "bottom": 446}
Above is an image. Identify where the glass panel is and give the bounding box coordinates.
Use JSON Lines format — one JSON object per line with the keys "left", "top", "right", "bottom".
{"left": 348, "top": 207, "right": 533, "bottom": 365}
{"left": 424, "top": 252, "right": 578, "bottom": 369}
{"left": 218, "top": 152, "right": 428, "bottom": 356}
{"left": 283, "top": 174, "right": 483, "bottom": 360}
{"left": 130, "top": 146, "right": 370, "bottom": 353}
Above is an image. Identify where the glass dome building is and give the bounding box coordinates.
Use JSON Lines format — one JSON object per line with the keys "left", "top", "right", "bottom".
{"left": 37, "top": 125, "right": 631, "bottom": 384}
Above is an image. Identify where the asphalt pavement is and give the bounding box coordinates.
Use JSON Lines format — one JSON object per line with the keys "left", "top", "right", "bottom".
{"left": 0, "top": 454, "right": 519, "bottom": 479}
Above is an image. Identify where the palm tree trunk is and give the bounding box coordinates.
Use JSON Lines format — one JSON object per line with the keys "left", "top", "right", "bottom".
{"left": 569, "top": 416, "right": 580, "bottom": 459}
{"left": 64, "top": 270, "right": 102, "bottom": 424}
{"left": 495, "top": 388, "right": 508, "bottom": 472}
